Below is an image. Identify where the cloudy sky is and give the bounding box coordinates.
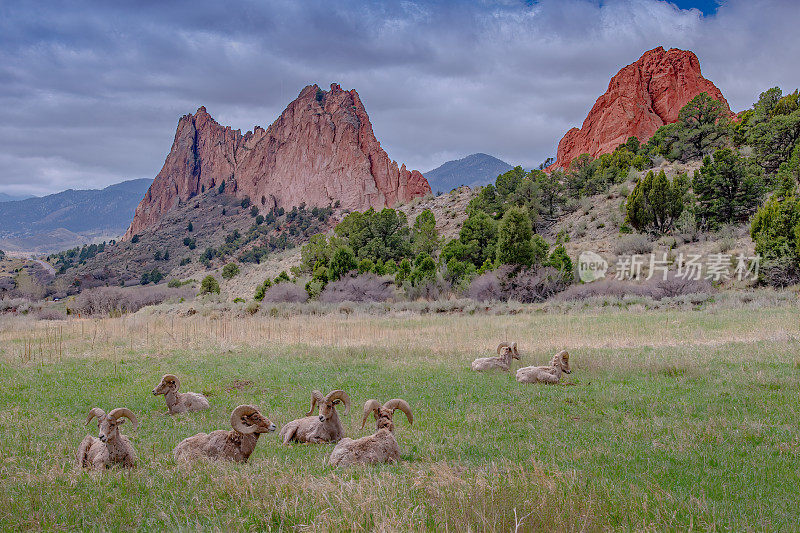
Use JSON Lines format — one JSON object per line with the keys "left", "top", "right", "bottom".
{"left": 0, "top": 0, "right": 798, "bottom": 196}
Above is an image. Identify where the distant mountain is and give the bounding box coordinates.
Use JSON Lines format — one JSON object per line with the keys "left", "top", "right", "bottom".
{"left": 0, "top": 192, "right": 35, "bottom": 203}
{"left": 423, "top": 153, "right": 512, "bottom": 193}
{"left": 0, "top": 179, "right": 153, "bottom": 253}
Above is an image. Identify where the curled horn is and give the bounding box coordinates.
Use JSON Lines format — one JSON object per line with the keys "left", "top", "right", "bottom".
{"left": 511, "top": 342, "right": 520, "bottom": 359}
{"left": 162, "top": 374, "right": 180, "bottom": 390}
{"left": 325, "top": 390, "right": 351, "bottom": 416}
{"left": 107, "top": 408, "right": 138, "bottom": 431}
{"left": 85, "top": 407, "right": 106, "bottom": 426}
{"left": 383, "top": 399, "right": 413, "bottom": 426}
{"left": 361, "top": 399, "right": 382, "bottom": 429}
{"left": 496, "top": 342, "right": 510, "bottom": 355}
{"left": 306, "top": 390, "right": 324, "bottom": 416}
{"left": 230, "top": 405, "right": 259, "bottom": 434}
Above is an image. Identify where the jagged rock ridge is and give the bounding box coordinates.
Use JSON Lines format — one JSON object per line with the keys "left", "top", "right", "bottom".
{"left": 553, "top": 47, "right": 732, "bottom": 168}
{"left": 125, "top": 84, "right": 430, "bottom": 238}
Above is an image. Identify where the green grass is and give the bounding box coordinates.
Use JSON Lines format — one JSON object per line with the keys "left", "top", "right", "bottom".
{"left": 0, "top": 309, "right": 799, "bottom": 530}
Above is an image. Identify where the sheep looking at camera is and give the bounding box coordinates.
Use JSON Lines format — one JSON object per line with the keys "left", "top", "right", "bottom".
{"left": 516, "top": 350, "right": 571, "bottom": 384}
{"left": 471, "top": 342, "right": 520, "bottom": 372}
{"left": 77, "top": 407, "right": 138, "bottom": 469}
{"left": 152, "top": 374, "right": 210, "bottom": 414}
{"left": 173, "top": 405, "right": 276, "bottom": 463}
{"left": 329, "top": 398, "right": 413, "bottom": 467}
{"left": 279, "top": 389, "right": 351, "bottom": 444}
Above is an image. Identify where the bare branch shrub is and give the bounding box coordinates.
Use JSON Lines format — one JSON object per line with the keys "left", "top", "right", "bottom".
{"left": 73, "top": 286, "right": 193, "bottom": 315}
{"left": 319, "top": 274, "right": 395, "bottom": 303}
{"left": 613, "top": 234, "right": 653, "bottom": 255}
{"left": 468, "top": 272, "right": 503, "bottom": 302}
{"left": 259, "top": 283, "right": 308, "bottom": 303}
{"left": 497, "top": 265, "right": 571, "bottom": 303}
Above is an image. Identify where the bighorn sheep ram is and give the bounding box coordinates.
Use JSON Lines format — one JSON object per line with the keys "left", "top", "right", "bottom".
{"left": 516, "top": 350, "right": 571, "bottom": 384}
{"left": 329, "top": 398, "right": 413, "bottom": 467}
{"left": 279, "top": 389, "right": 351, "bottom": 444}
{"left": 77, "top": 407, "right": 138, "bottom": 469}
{"left": 152, "top": 374, "right": 210, "bottom": 414}
{"left": 471, "top": 342, "right": 520, "bottom": 371}
{"left": 173, "top": 405, "right": 276, "bottom": 463}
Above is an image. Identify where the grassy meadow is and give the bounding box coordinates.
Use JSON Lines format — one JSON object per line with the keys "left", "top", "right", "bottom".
{"left": 0, "top": 305, "right": 799, "bottom": 531}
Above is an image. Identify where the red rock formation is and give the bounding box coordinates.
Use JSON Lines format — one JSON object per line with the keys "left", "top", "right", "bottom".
{"left": 124, "top": 84, "right": 430, "bottom": 239}
{"left": 552, "top": 47, "right": 731, "bottom": 169}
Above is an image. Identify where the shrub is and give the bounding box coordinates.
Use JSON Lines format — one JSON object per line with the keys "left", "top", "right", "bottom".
{"left": 319, "top": 274, "right": 395, "bottom": 303}
{"left": 750, "top": 194, "right": 800, "bottom": 261}
{"left": 222, "top": 263, "right": 240, "bottom": 280}
{"left": 759, "top": 257, "right": 800, "bottom": 287}
{"left": 395, "top": 258, "right": 412, "bottom": 285}
{"left": 37, "top": 308, "right": 67, "bottom": 321}
{"left": 200, "top": 275, "right": 221, "bottom": 295}
{"left": 546, "top": 245, "right": 573, "bottom": 282}
{"left": 149, "top": 268, "right": 163, "bottom": 284}
{"left": 468, "top": 272, "right": 503, "bottom": 302}
{"left": 73, "top": 286, "right": 193, "bottom": 315}
{"left": 497, "top": 265, "right": 571, "bottom": 303}
{"left": 557, "top": 274, "right": 711, "bottom": 301}
{"left": 357, "top": 258, "right": 375, "bottom": 274}
{"left": 329, "top": 246, "right": 357, "bottom": 281}
{"left": 131, "top": 234, "right": 140, "bottom": 243}
{"left": 409, "top": 253, "right": 436, "bottom": 286}
{"left": 254, "top": 278, "right": 272, "bottom": 301}
{"left": 613, "top": 234, "right": 653, "bottom": 255}
{"left": 258, "top": 283, "right": 308, "bottom": 303}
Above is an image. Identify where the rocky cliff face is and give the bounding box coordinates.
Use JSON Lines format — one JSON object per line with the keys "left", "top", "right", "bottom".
{"left": 553, "top": 47, "right": 731, "bottom": 168}
{"left": 124, "top": 84, "right": 430, "bottom": 239}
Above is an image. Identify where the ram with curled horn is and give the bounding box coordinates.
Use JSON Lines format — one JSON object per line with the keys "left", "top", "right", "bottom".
{"left": 471, "top": 341, "right": 521, "bottom": 372}
{"left": 173, "top": 405, "right": 277, "bottom": 463}
{"left": 76, "top": 407, "right": 138, "bottom": 469}
{"left": 516, "top": 349, "right": 572, "bottom": 384}
{"left": 152, "top": 373, "right": 210, "bottom": 414}
{"left": 279, "top": 389, "right": 351, "bottom": 444}
{"left": 329, "top": 398, "right": 414, "bottom": 467}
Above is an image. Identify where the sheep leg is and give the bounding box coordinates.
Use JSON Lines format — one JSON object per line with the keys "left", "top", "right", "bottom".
{"left": 76, "top": 436, "right": 93, "bottom": 467}
{"left": 281, "top": 426, "right": 297, "bottom": 445}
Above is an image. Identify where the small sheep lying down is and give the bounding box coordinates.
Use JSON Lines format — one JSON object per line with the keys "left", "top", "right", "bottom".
{"left": 471, "top": 342, "right": 520, "bottom": 371}
{"left": 279, "top": 389, "right": 351, "bottom": 444}
{"left": 152, "top": 374, "right": 210, "bottom": 414}
{"left": 77, "top": 407, "right": 138, "bottom": 469}
{"left": 173, "top": 405, "right": 276, "bottom": 463}
{"left": 516, "top": 350, "right": 571, "bottom": 384}
{"left": 329, "top": 398, "right": 413, "bottom": 467}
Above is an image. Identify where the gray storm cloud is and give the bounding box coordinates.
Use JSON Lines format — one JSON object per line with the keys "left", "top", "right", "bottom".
{"left": 0, "top": 0, "right": 797, "bottom": 195}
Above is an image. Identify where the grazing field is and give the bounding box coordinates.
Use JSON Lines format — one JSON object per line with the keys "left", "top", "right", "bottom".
{"left": 0, "top": 305, "right": 799, "bottom": 531}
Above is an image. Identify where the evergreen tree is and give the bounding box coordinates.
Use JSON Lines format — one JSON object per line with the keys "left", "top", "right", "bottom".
{"left": 693, "top": 149, "right": 764, "bottom": 227}
{"left": 329, "top": 246, "right": 357, "bottom": 281}
{"left": 411, "top": 209, "right": 439, "bottom": 256}
{"left": 495, "top": 207, "right": 534, "bottom": 267}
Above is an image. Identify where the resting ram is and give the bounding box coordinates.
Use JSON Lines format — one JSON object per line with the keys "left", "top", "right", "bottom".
{"left": 152, "top": 374, "right": 210, "bottom": 414}
{"left": 516, "top": 350, "right": 571, "bottom": 384}
{"left": 77, "top": 407, "right": 138, "bottom": 469}
{"left": 329, "top": 398, "right": 413, "bottom": 467}
{"left": 471, "top": 342, "right": 520, "bottom": 371}
{"left": 173, "top": 405, "right": 276, "bottom": 463}
{"left": 279, "top": 389, "right": 350, "bottom": 444}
